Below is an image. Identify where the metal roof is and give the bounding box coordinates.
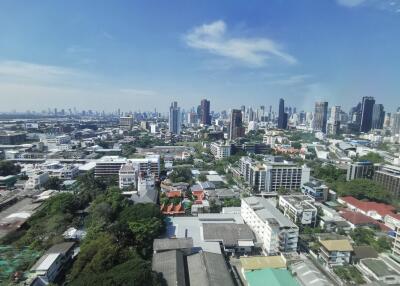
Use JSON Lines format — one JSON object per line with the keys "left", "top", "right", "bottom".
{"left": 153, "top": 238, "right": 193, "bottom": 252}
{"left": 187, "top": 252, "right": 234, "bottom": 286}
{"left": 202, "top": 223, "right": 254, "bottom": 246}
{"left": 152, "top": 250, "right": 186, "bottom": 286}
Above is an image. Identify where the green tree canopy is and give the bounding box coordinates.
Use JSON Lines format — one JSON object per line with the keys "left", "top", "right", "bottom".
{"left": 0, "top": 161, "right": 21, "bottom": 176}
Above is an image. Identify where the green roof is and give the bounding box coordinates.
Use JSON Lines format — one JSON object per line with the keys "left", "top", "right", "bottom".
{"left": 245, "top": 269, "right": 299, "bottom": 286}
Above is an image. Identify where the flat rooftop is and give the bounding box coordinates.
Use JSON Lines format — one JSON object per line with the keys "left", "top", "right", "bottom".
{"left": 240, "top": 256, "right": 286, "bottom": 271}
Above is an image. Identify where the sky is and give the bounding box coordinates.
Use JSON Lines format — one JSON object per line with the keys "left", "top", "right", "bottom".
{"left": 0, "top": 0, "right": 400, "bottom": 113}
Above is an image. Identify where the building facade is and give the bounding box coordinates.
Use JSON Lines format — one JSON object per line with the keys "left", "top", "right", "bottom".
{"left": 241, "top": 197, "right": 299, "bottom": 255}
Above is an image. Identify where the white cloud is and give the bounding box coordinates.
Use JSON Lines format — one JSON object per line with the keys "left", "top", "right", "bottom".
{"left": 336, "top": 0, "right": 400, "bottom": 12}
{"left": 184, "top": 20, "right": 297, "bottom": 67}
{"left": 336, "top": 0, "right": 366, "bottom": 7}
{"left": 0, "top": 60, "right": 82, "bottom": 83}
{"left": 264, "top": 74, "right": 312, "bottom": 86}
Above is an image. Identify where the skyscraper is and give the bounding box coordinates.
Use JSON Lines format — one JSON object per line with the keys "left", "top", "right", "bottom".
{"left": 200, "top": 99, "right": 211, "bottom": 125}
{"left": 392, "top": 112, "right": 400, "bottom": 136}
{"left": 360, "top": 96, "right": 375, "bottom": 133}
{"left": 229, "top": 109, "right": 245, "bottom": 140}
{"left": 277, "top": 98, "right": 287, "bottom": 129}
{"left": 313, "top": 101, "right": 328, "bottom": 133}
{"left": 371, "top": 104, "right": 385, "bottom": 130}
{"left": 328, "top": 106, "right": 341, "bottom": 135}
{"left": 169, "top": 101, "right": 181, "bottom": 134}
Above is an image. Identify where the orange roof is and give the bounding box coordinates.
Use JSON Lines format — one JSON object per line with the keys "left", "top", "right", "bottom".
{"left": 339, "top": 196, "right": 395, "bottom": 217}
{"left": 167, "top": 190, "right": 182, "bottom": 198}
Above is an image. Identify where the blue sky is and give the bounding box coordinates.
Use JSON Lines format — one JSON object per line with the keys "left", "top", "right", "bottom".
{"left": 0, "top": 0, "right": 399, "bottom": 113}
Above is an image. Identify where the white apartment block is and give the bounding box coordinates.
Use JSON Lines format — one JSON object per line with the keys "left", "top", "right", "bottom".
{"left": 241, "top": 197, "right": 299, "bottom": 255}
{"left": 119, "top": 163, "right": 137, "bottom": 189}
{"left": 25, "top": 171, "right": 50, "bottom": 190}
{"left": 240, "top": 157, "right": 310, "bottom": 193}
{"left": 95, "top": 154, "right": 160, "bottom": 178}
{"left": 278, "top": 195, "right": 317, "bottom": 226}
{"left": 210, "top": 142, "right": 231, "bottom": 159}
{"left": 393, "top": 220, "right": 400, "bottom": 257}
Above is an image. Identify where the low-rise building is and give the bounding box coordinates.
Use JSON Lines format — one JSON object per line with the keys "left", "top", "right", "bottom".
{"left": 301, "top": 179, "right": 329, "bottom": 201}
{"left": 359, "top": 258, "right": 400, "bottom": 285}
{"left": 319, "top": 239, "right": 353, "bottom": 266}
{"left": 210, "top": 142, "right": 231, "bottom": 159}
{"left": 278, "top": 195, "right": 317, "bottom": 226}
{"left": 241, "top": 197, "right": 299, "bottom": 255}
{"left": 30, "top": 242, "right": 75, "bottom": 283}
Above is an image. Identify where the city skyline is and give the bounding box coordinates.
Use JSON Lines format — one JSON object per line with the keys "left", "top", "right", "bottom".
{"left": 1, "top": 0, "right": 400, "bottom": 112}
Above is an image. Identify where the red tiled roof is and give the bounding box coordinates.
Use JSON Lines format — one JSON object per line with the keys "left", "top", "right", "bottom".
{"left": 192, "top": 190, "right": 205, "bottom": 201}
{"left": 340, "top": 210, "right": 376, "bottom": 225}
{"left": 167, "top": 190, "right": 182, "bottom": 198}
{"left": 340, "top": 210, "right": 390, "bottom": 231}
{"left": 339, "top": 196, "right": 395, "bottom": 217}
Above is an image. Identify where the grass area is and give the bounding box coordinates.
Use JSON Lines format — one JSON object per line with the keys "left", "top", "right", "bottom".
{"left": 333, "top": 266, "right": 365, "bottom": 284}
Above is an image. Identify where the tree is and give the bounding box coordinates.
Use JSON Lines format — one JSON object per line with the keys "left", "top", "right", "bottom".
{"left": 43, "top": 177, "right": 62, "bottom": 190}
{"left": 169, "top": 167, "right": 193, "bottom": 184}
{"left": 358, "top": 152, "right": 385, "bottom": 164}
{"left": 198, "top": 173, "right": 207, "bottom": 182}
{"left": 291, "top": 142, "right": 302, "bottom": 149}
{"left": 336, "top": 179, "right": 392, "bottom": 204}
{"left": 0, "top": 161, "right": 21, "bottom": 176}
{"left": 128, "top": 218, "right": 163, "bottom": 250}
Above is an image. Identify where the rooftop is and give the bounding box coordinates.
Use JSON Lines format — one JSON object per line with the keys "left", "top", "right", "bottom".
{"left": 152, "top": 250, "right": 186, "bottom": 286}
{"left": 320, "top": 239, "right": 353, "bottom": 252}
{"left": 243, "top": 197, "right": 297, "bottom": 228}
{"left": 202, "top": 223, "right": 254, "bottom": 246}
{"left": 240, "top": 256, "right": 286, "bottom": 271}
{"left": 187, "top": 251, "right": 234, "bottom": 286}
{"left": 153, "top": 238, "right": 193, "bottom": 252}
{"left": 361, "top": 258, "right": 399, "bottom": 278}
{"left": 244, "top": 268, "right": 299, "bottom": 286}
{"left": 339, "top": 196, "right": 396, "bottom": 217}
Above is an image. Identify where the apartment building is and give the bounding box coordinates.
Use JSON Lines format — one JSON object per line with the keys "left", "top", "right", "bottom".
{"left": 210, "top": 142, "right": 231, "bottom": 159}
{"left": 373, "top": 164, "right": 400, "bottom": 198}
{"left": 241, "top": 197, "right": 299, "bottom": 255}
{"left": 346, "top": 161, "right": 376, "bottom": 181}
{"left": 119, "top": 163, "right": 137, "bottom": 189}
{"left": 119, "top": 116, "right": 133, "bottom": 130}
{"left": 240, "top": 156, "right": 310, "bottom": 193}
{"left": 319, "top": 239, "right": 353, "bottom": 266}
{"left": 95, "top": 155, "right": 160, "bottom": 178}
{"left": 25, "top": 171, "right": 49, "bottom": 190}
{"left": 278, "top": 195, "right": 318, "bottom": 226}
{"left": 393, "top": 221, "right": 400, "bottom": 257}
{"left": 301, "top": 179, "right": 329, "bottom": 201}
{"left": 95, "top": 156, "right": 127, "bottom": 177}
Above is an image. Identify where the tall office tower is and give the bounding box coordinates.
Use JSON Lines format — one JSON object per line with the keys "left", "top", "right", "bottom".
{"left": 229, "top": 109, "right": 245, "bottom": 140}
{"left": 360, "top": 96, "right": 375, "bottom": 132}
{"left": 169, "top": 101, "right": 181, "bottom": 134}
{"left": 200, "top": 99, "right": 211, "bottom": 125}
{"left": 392, "top": 112, "right": 400, "bottom": 136}
{"left": 349, "top": 102, "right": 362, "bottom": 124}
{"left": 313, "top": 101, "right": 328, "bottom": 133}
{"left": 329, "top": 106, "right": 341, "bottom": 122}
{"left": 278, "top": 98, "right": 288, "bottom": 129}
{"left": 327, "top": 106, "right": 341, "bottom": 135}
{"left": 384, "top": 113, "right": 392, "bottom": 128}
{"left": 371, "top": 104, "right": 385, "bottom": 130}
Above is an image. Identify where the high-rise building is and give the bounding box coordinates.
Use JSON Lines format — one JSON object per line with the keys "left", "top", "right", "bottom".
{"left": 229, "top": 109, "right": 245, "bottom": 140}
{"left": 200, "top": 99, "right": 211, "bottom": 125}
{"left": 327, "top": 106, "right": 341, "bottom": 135}
{"left": 371, "top": 104, "right": 385, "bottom": 130}
{"left": 169, "top": 101, "right": 181, "bottom": 134}
{"left": 360, "top": 96, "right": 375, "bottom": 133}
{"left": 119, "top": 115, "right": 133, "bottom": 130}
{"left": 392, "top": 112, "right": 400, "bottom": 136}
{"left": 313, "top": 102, "right": 328, "bottom": 133}
{"left": 277, "top": 98, "right": 287, "bottom": 129}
